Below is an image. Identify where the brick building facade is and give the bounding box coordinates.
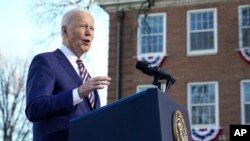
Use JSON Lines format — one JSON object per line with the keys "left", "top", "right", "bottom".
{"left": 96, "top": 0, "right": 250, "bottom": 140}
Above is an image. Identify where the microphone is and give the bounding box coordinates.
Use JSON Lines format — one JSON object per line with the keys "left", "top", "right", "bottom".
{"left": 136, "top": 61, "right": 175, "bottom": 82}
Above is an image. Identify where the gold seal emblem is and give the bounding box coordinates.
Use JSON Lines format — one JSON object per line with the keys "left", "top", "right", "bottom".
{"left": 172, "top": 110, "right": 189, "bottom": 141}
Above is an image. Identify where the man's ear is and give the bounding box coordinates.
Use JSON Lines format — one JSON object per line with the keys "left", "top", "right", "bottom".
{"left": 62, "top": 26, "right": 67, "bottom": 35}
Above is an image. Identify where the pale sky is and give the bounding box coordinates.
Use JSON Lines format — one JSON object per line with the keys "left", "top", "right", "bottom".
{"left": 0, "top": 0, "right": 35, "bottom": 57}
{"left": 0, "top": 0, "right": 110, "bottom": 106}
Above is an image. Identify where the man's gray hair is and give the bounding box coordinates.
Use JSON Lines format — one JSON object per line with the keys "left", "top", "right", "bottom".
{"left": 61, "top": 7, "right": 90, "bottom": 27}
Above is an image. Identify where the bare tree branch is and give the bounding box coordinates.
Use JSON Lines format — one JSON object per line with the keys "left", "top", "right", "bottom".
{"left": 0, "top": 53, "right": 32, "bottom": 141}
{"left": 30, "top": 0, "right": 94, "bottom": 46}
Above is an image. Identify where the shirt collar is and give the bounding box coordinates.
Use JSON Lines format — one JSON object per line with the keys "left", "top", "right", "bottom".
{"left": 59, "top": 44, "right": 78, "bottom": 64}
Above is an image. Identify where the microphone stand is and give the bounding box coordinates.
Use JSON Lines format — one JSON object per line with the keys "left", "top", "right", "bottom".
{"left": 153, "top": 75, "right": 161, "bottom": 89}
{"left": 164, "top": 77, "right": 176, "bottom": 94}
{"left": 152, "top": 74, "right": 176, "bottom": 94}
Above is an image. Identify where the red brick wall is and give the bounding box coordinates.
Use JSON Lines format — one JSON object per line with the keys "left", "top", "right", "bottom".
{"left": 107, "top": 0, "right": 250, "bottom": 139}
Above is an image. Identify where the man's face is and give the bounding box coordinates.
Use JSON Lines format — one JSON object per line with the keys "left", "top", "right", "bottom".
{"left": 63, "top": 11, "right": 94, "bottom": 57}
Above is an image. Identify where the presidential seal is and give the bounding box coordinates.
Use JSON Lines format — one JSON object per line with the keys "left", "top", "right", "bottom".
{"left": 172, "top": 110, "right": 189, "bottom": 141}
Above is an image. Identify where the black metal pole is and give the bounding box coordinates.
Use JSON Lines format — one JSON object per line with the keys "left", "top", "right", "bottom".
{"left": 116, "top": 8, "right": 125, "bottom": 100}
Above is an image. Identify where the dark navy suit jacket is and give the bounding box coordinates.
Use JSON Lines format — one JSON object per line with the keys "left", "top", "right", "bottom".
{"left": 25, "top": 49, "right": 100, "bottom": 141}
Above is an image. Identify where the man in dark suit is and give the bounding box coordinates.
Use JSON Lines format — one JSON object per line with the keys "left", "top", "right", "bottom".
{"left": 25, "top": 8, "right": 111, "bottom": 141}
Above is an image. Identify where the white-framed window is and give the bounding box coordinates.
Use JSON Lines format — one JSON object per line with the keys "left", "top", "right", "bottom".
{"left": 239, "top": 5, "right": 250, "bottom": 49}
{"left": 136, "top": 83, "right": 167, "bottom": 93}
{"left": 188, "top": 81, "right": 219, "bottom": 128}
{"left": 137, "top": 13, "right": 166, "bottom": 57}
{"left": 136, "top": 84, "right": 157, "bottom": 93}
{"left": 241, "top": 80, "right": 250, "bottom": 124}
{"left": 187, "top": 8, "right": 218, "bottom": 56}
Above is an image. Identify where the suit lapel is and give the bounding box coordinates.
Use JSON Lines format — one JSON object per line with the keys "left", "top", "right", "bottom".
{"left": 54, "top": 49, "right": 82, "bottom": 85}
{"left": 54, "top": 49, "right": 99, "bottom": 111}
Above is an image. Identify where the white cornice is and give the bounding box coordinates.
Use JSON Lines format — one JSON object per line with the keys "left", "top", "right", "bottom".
{"left": 95, "top": 0, "right": 146, "bottom": 6}
{"left": 97, "top": 0, "right": 231, "bottom": 13}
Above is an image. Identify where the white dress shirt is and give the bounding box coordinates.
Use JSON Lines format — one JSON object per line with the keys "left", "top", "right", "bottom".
{"left": 59, "top": 45, "right": 83, "bottom": 105}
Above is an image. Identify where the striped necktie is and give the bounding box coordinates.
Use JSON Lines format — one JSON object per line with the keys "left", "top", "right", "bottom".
{"left": 76, "top": 59, "right": 95, "bottom": 108}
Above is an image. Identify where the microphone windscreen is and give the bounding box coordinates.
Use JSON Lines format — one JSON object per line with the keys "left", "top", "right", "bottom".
{"left": 136, "top": 61, "right": 154, "bottom": 76}
{"left": 136, "top": 61, "right": 148, "bottom": 70}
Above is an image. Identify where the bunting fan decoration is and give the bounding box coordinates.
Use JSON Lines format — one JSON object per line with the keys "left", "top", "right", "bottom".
{"left": 137, "top": 55, "right": 167, "bottom": 67}
{"left": 191, "top": 127, "right": 222, "bottom": 141}
{"left": 238, "top": 47, "right": 250, "bottom": 64}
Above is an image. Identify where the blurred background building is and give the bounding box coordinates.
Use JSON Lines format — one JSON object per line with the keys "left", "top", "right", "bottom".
{"left": 96, "top": 0, "right": 250, "bottom": 140}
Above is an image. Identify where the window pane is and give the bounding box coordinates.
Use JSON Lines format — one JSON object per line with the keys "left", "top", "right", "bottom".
{"left": 208, "top": 12, "right": 214, "bottom": 29}
{"left": 141, "top": 36, "right": 148, "bottom": 53}
{"left": 190, "top": 83, "right": 216, "bottom": 126}
{"left": 192, "top": 105, "right": 215, "bottom": 124}
{"left": 142, "top": 35, "right": 162, "bottom": 53}
{"left": 242, "top": 7, "right": 250, "bottom": 26}
{"left": 207, "top": 84, "right": 215, "bottom": 103}
{"left": 242, "top": 28, "right": 250, "bottom": 47}
{"left": 202, "top": 12, "right": 208, "bottom": 28}
{"left": 140, "top": 19, "right": 149, "bottom": 34}
{"left": 152, "top": 36, "right": 157, "bottom": 52}
{"left": 190, "top": 11, "right": 214, "bottom": 31}
{"left": 241, "top": 7, "right": 250, "bottom": 48}
{"left": 189, "top": 10, "right": 215, "bottom": 53}
{"left": 139, "top": 14, "right": 164, "bottom": 54}
{"left": 148, "top": 36, "right": 152, "bottom": 52}
{"left": 141, "top": 16, "right": 163, "bottom": 34}
{"left": 191, "top": 84, "right": 215, "bottom": 104}
{"left": 244, "top": 82, "right": 250, "bottom": 102}
{"left": 158, "top": 36, "right": 163, "bottom": 52}
{"left": 190, "top": 31, "right": 214, "bottom": 51}
{"left": 245, "top": 104, "right": 250, "bottom": 124}
{"left": 191, "top": 86, "right": 200, "bottom": 104}
{"left": 243, "top": 82, "right": 250, "bottom": 124}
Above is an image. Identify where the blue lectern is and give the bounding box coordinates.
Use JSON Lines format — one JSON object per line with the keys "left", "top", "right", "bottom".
{"left": 69, "top": 88, "right": 191, "bottom": 141}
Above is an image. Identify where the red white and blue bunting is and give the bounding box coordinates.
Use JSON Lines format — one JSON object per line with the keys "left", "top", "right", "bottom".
{"left": 191, "top": 128, "right": 222, "bottom": 141}
{"left": 238, "top": 48, "right": 250, "bottom": 64}
{"left": 136, "top": 55, "right": 167, "bottom": 67}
